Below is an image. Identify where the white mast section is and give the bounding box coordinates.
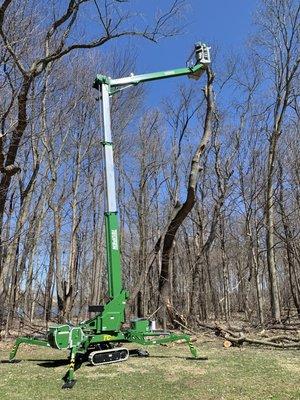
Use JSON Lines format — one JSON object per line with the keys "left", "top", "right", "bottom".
{"left": 101, "top": 83, "right": 117, "bottom": 213}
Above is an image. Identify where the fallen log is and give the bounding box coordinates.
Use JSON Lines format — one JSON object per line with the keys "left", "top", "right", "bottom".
{"left": 267, "top": 324, "right": 300, "bottom": 331}
{"left": 196, "top": 319, "right": 300, "bottom": 349}
{"left": 264, "top": 335, "right": 300, "bottom": 343}
{"left": 223, "top": 340, "right": 232, "bottom": 348}
{"left": 173, "top": 336, "right": 198, "bottom": 345}
{"left": 224, "top": 333, "right": 300, "bottom": 349}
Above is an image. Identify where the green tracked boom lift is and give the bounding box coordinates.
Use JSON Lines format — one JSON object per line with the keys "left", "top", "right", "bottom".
{"left": 8, "top": 42, "right": 211, "bottom": 389}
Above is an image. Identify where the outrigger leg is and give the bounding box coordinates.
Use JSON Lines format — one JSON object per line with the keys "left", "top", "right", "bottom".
{"left": 126, "top": 332, "right": 202, "bottom": 359}
{"left": 9, "top": 337, "right": 50, "bottom": 362}
{"left": 187, "top": 340, "right": 198, "bottom": 358}
{"left": 62, "top": 346, "right": 78, "bottom": 389}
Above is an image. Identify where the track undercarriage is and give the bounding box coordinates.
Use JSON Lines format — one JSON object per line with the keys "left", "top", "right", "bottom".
{"left": 88, "top": 347, "right": 129, "bottom": 365}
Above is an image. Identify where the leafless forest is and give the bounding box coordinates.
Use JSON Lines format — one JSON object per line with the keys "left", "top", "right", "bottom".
{"left": 0, "top": 0, "right": 299, "bottom": 338}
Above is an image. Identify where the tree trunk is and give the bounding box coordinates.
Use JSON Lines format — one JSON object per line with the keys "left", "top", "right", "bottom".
{"left": 266, "top": 131, "right": 281, "bottom": 322}
{"left": 44, "top": 235, "right": 55, "bottom": 325}
{"left": 157, "top": 67, "right": 215, "bottom": 323}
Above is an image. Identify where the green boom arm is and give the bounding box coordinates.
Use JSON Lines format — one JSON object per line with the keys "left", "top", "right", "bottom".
{"left": 94, "top": 42, "right": 211, "bottom": 95}
{"left": 95, "top": 62, "right": 207, "bottom": 94}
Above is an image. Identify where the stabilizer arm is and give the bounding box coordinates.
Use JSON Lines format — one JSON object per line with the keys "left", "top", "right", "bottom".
{"left": 9, "top": 336, "right": 50, "bottom": 361}
{"left": 126, "top": 332, "right": 198, "bottom": 358}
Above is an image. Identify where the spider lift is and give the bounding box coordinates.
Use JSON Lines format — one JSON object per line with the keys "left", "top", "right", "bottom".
{"left": 8, "top": 42, "right": 211, "bottom": 388}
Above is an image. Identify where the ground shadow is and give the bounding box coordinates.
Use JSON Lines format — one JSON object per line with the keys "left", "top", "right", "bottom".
{"left": 38, "top": 357, "right": 84, "bottom": 371}
{"left": 146, "top": 354, "right": 208, "bottom": 360}
{"left": 37, "top": 359, "right": 70, "bottom": 368}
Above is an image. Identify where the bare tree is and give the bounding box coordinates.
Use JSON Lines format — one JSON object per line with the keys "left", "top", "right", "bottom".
{"left": 156, "top": 68, "right": 215, "bottom": 323}
{"left": 255, "top": 0, "right": 300, "bottom": 322}
{"left": 0, "top": 0, "right": 184, "bottom": 262}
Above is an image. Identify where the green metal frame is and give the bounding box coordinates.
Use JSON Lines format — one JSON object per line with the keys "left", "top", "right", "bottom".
{"left": 104, "top": 211, "right": 122, "bottom": 298}
{"left": 8, "top": 42, "right": 210, "bottom": 388}
{"left": 94, "top": 63, "right": 208, "bottom": 95}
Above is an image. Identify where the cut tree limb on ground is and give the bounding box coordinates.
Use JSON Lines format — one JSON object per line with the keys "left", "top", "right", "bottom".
{"left": 173, "top": 336, "right": 197, "bottom": 345}
{"left": 266, "top": 324, "right": 300, "bottom": 331}
{"left": 195, "top": 320, "right": 300, "bottom": 349}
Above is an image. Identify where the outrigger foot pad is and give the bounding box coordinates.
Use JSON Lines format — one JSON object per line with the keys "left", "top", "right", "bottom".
{"left": 62, "top": 380, "right": 76, "bottom": 389}
{"left": 129, "top": 349, "right": 149, "bottom": 357}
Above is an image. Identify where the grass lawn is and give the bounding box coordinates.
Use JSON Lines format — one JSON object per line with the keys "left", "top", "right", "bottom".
{"left": 0, "top": 337, "right": 299, "bottom": 400}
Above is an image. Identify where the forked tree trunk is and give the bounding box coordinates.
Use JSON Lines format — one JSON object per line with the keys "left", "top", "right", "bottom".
{"left": 157, "top": 67, "right": 215, "bottom": 324}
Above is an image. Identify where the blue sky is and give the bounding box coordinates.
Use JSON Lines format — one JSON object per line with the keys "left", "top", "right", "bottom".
{"left": 104, "top": 0, "right": 259, "bottom": 103}
{"left": 131, "top": 1, "right": 257, "bottom": 68}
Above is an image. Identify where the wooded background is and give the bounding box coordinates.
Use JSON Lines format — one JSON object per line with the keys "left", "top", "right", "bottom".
{"left": 0, "top": 0, "right": 299, "bottom": 336}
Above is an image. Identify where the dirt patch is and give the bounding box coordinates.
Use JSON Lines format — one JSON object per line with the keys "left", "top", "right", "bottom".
{"left": 115, "top": 365, "right": 136, "bottom": 373}
{"left": 114, "top": 359, "right": 150, "bottom": 374}
{"left": 84, "top": 371, "right": 120, "bottom": 379}
{"left": 0, "top": 341, "right": 13, "bottom": 351}
{"left": 85, "top": 363, "right": 149, "bottom": 378}
{"left": 161, "top": 363, "right": 206, "bottom": 382}
{"left": 280, "top": 360, "right": 300, "bottom": 374}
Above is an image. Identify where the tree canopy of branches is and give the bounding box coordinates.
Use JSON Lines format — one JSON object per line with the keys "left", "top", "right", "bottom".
{"left": 0, "top": 0, "right": 299, "bottom": 335}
